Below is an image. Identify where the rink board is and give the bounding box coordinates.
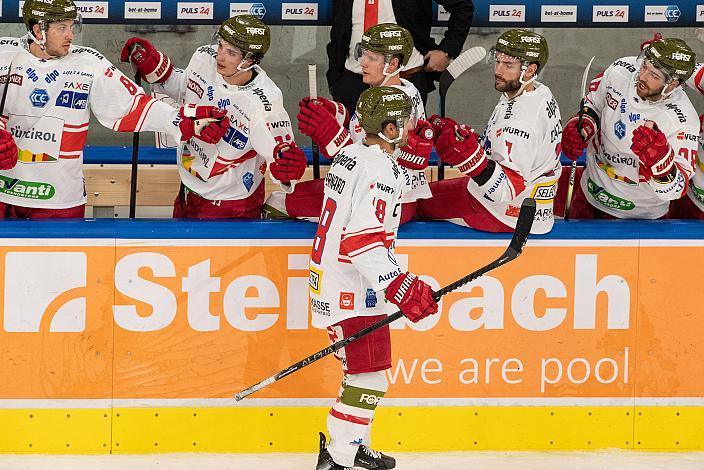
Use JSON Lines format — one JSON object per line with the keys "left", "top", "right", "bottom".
{"left": 0, "top": 219, "right": 703, "bottom": 453}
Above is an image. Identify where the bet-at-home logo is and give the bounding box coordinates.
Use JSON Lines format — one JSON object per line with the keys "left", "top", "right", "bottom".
{"left": 4, "top": 252, "right": 87, "bottom": 332}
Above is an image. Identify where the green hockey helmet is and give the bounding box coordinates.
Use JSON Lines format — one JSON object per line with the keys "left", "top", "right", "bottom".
{"left": 216, "top": 15, "right": 270, "bottom": 61}
{"left": 642, "top": 37, "right": 696, "bottom": 83}
{"left": 22, "top": 0, "right": 80, "bottom": 33}
{"left": 355, "top": 23, "right": 414, "bottom": 68}
{"left": 356, "top": 86, "right": 413, "bottom": 144}
{"left": 492, "top": 29, "right": 549, "bottom": 73}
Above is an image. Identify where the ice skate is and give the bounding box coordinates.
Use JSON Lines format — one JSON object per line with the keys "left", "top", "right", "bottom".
{"left": 354, "top": 444, "right": 396, "bottom": 469}
{"left": 316, "top": 432, "right": 352, "bottom": 470}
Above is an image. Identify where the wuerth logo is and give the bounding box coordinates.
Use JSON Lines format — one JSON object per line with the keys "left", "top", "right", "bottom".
{"left": 3, "top": 252, "right": 87, "bottom": 332}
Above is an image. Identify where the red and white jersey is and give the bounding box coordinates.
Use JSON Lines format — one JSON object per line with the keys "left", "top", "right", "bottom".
{"left": 309, "top": 142, "right": 403, "bottom": 328}
{"left": 0, "top": 35, "right": 181, "bottom": 209}
{"left": 581, "top": 56, "right": 698, "bottom": 219}
{"left": 474, "top": 82, "right": 562, "bottom": 234}
{"left": 156, "top": 45, "right": 294, "bottom": 201}
{"left": 685, "top": 64, "right": 704, "bottom": 211}
{"left": 348, "top": 79, "right": 431, "bottom": 203}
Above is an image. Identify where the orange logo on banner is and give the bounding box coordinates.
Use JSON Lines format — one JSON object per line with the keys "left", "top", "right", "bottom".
{"left": 0, "top": 242, "right": 701, "bottom": 403}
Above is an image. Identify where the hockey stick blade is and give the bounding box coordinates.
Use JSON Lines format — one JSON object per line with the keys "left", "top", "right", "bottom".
{"left": 438, "top": 46, "right": 486, "bottom": 98}
{"left": 233, "top": 198, "right": 536, "bottom": 402}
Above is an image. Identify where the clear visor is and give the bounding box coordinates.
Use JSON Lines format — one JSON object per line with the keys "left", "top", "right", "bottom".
{"left": 43, "top": 15, "right": 82, "bottom": 35}
{"left": 637, "top": 52, "right": 673, "bottom": 83}
{"left": 486, "top": 47, "right": 523, "bottom": 67}
{"left": 354, "top": 43, "right": 388, "bottom": 64}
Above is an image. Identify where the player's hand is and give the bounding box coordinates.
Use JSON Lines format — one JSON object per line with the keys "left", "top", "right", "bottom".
{"left": 435, "top": 123, "right": 486, "bottom": 177}
{"left": 423, "top": 50, "right": 451, "bottom": 73}
{"left": 428, "top": 114, "right": 458, "bottom": 140}
{"left": 300, "top": 96, "right": 350, "bottom": 127}
{"left": 396, "top": 120, "right": 434, "bottom": 170}
{"left": 270, "top": 142, "right": 307, "bottom": 183}
{"left": 561, "top": 114, "right": 597, "bottom": 161}
{"left": 297, "top": 99, "right": 350, "bottom": 158}
{"left": 631, "top": 121, "right": 674, "bottom": 180}
{"left": 121, "top": 37, "right": 173, "bottom": 84}
{"left": 385, "top": 272, "right": 438, "bottom": 323}
{"left": 0, "top": 129, "right": 18, "bottom": 170}
{"left": 178, "top": 105, "right": 230, "bottom": 144}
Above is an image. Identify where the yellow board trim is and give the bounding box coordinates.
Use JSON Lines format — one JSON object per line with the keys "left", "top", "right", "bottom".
{"left": 1, "top": 406, "right": 703, "bottom": 453}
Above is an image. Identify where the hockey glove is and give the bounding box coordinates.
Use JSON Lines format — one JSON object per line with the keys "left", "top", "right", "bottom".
{"left": 301, "top": 96, "right": 350, "bottom": 127}
{"left": 297, "top": 98, "right": 351, "bottom": 158}
{"left": 631, "top": 122, "right": 674, "bottom": 180}
{"left": 561, "top": 114, "right": 597, "bottom": 160}
{"left": 428, "top": 114, "right": 458, "bottom": 139}
{"left": 385, "top": 272, "right": 438, "bottom": 323}
{"left": 435, "top": 123, "right": 487, "bottom": 177}
{"left": 0, "top": 129, "right": 18, "bottom": 170}
{"left": 396, "top": 120, "right": 434, "bottom": 170}
{"left": 270, "top": 142, "right": 307, "bottom": 183}
{"left": 121, "top": 37, "right": 173, "bottom": 84}
{"left": 178, "top": 105, "right": 230, "bottom": 144}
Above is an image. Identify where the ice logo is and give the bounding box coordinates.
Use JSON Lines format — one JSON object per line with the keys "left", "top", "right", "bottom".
{"left": 614, "top": 120, "right": 626, "bottom": 140}
{"left": 29, "top": 88, "right": 49, "bottom": 108}
{"left": 4, "top": 252, "right": 87, "bottom": 332}
{"left": 665, "top": 5, "right": 681, "bottom": 22}
{"left": 243, "top": 172, "right": 254, "bottom": 191}
{"left": 250, "top": 3, "right": 266, "bottom": 18}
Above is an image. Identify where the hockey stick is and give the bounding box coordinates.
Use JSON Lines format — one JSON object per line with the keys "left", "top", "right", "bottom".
{"left": 128, "top": 46, "right": 143, "bottom": 219}
{"left": 308, "top": 64, "right": 321, "bottom": 180}
{"left": 564, "top": 55, "right": 595, "bottom": 222}
{"left": 437, "top": 46, "right": 487, "bottom": 180}
{"left": 234, "top": 197, "right": 536, "bottom": 401}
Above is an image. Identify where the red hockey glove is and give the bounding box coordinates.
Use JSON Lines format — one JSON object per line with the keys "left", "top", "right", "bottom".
{"left": 561, "top": 114, "right": 597, "bottom": 161}
{"left": 396, "top": 120, "right": 434, "bottom": 170}
{"left": 301, "top": 96, "right": 350, "bottom": 127}
{"left": 121, "top": 37, "right": 173, "bottom": 84}
{"left": 178, "top": 105, "right": 230, "bottom": 144}
{"left": 385, "top": 272, "right": 438, "bottom": 323}
{"left": 270, "top": 142, "right": 307, "bottom": 183}
{"left": 435, "top": 123, "right": 486, "bottom": 177}
{"left": 297, "top": 98, "right": 351, "bottom": 158}
{"left": 0, "top": 129, "right": 18, "bottom": 170}
{"left": 631, "top": 122, "right": 674, "bottom": 180}
{"left": 428, "top": 114, "right": 458, "bottom": 139}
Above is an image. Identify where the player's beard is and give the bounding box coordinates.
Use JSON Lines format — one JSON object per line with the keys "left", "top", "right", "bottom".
{"left": 494, "top": 75, "right": 521, "bottom": 94}
{"left": 636, "top": 78, "right": 665, "bottom": 100}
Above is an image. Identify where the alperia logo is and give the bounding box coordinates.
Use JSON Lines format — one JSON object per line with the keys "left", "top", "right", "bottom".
{"left": 587, "top": 178, "right": 635, "bottom": 211}
{"left": 0, "top": 175, "right": 55, "bottom": 199}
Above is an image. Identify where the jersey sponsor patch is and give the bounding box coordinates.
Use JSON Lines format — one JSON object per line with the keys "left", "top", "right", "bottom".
{"left": 242, "top": 172, "right": 254, "bottom": 191}
{"left": 587, "top": 178, "right": 636, "bottom": 210}
{"left": 309, "top": 266, "right": 322, "bottom": 294}
{"left": 339, "top": 292, "right": 355, "bottom": 310}
{"left": 0, "top": 175, "right": 56, "bottom": 200}
{"left": 187, "top": 79, "right": 204, "bottom": 98}
{"left": 29, "top": 88, "right": 50, "bottom": 108}
{"left": 223, "top": 126, "right": 248, "bottom": 150}
{"left": 365, "top": 288, "right": 377, "bottom": 308}
{"left": 614, "top": 120, "right": 626, "bottom": 140}
{"left": 606, "top": 92, "right": 618, "bottom": 110}
{"left": 56, "top": 90, "right": 88, "bottom": 110}
{"left": 530, "top": 181, "right": 558, "bottom": 204}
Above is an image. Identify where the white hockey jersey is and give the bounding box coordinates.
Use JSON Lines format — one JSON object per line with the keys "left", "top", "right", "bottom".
{"left": 348, "top": 79, "right": 431, "bottom": 203}
{"left": 309, "top": 142, "right": 403, "bottom": 328}
{"left": 474, "top": 82, "right": 562, "bottom": 234}
{"left": 581, "top": 56, "right": 698, "bottom": 219}
{"left": 0, "top": 36, "right": 182, "bottom": 208}
{"left": 155, "top": 45, "right": 294, "bottom": 201}
{"left": 684, "top": 63, "right": 704, "bottom": 212}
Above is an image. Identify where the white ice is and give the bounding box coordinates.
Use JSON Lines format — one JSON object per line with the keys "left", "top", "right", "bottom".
{"left": 0, "top": 451, "right": 703, "bottom": 470}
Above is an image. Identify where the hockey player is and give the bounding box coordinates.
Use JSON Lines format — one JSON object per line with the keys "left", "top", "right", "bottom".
{"left": 310, "top": 86, "right": 438, "bottom": 470}
{"left": 122, "top": 15, "right": 307, "bottom": 218}
{"left": 560, "top": 37, "right": 698, "bottom": 219}
{"left": 415, "top": 29, "right": 561, "bottom": 234}
{"left": 263, "top": 23, "right": 434, "bottom": 223}
{"left": 668, "top": 62, "right": 704, "bottom": 219}
{"left": 0, "top": 0, "right": 229, "bottom": 218}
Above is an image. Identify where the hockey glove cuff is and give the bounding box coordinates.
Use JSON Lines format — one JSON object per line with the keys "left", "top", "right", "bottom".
{"left": 121, "top": 38, "right": 173, "bottom": 84}
{"left": 396, "top": 120, "right": 434, "bottom": 170}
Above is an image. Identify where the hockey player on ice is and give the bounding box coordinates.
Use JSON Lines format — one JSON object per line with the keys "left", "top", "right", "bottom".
{"left": 122, "top": 15, "right": 307, "bottom": 218}
{"left": 560, "top": 37, "right": 698, "bottom": 219}
{"left": 263, "top": 23, "right": 434, "bottom": 224}
{"left": 0, "top": 0, "right": 229, "bottom": 218}
{"left": 669, "top": 57, "right": 704, "bottom": 219}
{"left": 309, "top": 86, "right": 438, "bottom": 469}
{"left": 415, "top": 29, "right": 562, "bottom": 234}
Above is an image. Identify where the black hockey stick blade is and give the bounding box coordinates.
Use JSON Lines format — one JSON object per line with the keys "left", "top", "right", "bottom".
{"left": 233, "top": 198, "right": 536, "bottom": 402}
{"left": 438, "top": 46, "right": 486, "bottom": 99}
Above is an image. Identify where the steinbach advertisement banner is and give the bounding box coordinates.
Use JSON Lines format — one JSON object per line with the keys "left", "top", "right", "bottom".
{"left": 0, "top": 220, "right": 702, "bottom": 453}
{"left": 0, "top": 1, "right": 701, "bottom": 26}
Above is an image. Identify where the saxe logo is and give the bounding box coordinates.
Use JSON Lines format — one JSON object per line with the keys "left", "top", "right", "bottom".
{"left": 593, "top": 6, "right": 628, "bottom": 22}
{"left": 230, "top": 2, "right": 266, "bottom": 18}
{"left": 489, "top": 4, "right": 526, "bottom": 22}
{"left": 281, "top": 2, "right": 318, "bottom": 20}
{"left": 74, "top": 1, "right": 109, "bottom": 19}
{"left": 3, "top": 252, "right": 87, "bottom": 332}
{"left": 177, "top": 2, "right": 213, "bottom": 20}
